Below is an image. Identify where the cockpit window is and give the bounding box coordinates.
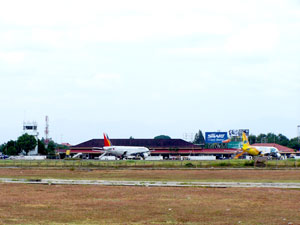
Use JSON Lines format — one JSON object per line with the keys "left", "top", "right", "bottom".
{"left": 271, "top": 148, "right": 277, "bottom": 153}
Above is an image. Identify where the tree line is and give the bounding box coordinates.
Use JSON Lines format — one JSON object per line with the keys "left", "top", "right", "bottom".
{"left": 1, "top": 131, "right": 299, "bottom": 155}
{"left": 247, "top": 133, "right": 300, "bottom": 150}
{"left": 0, "top": 134, "right": 66, "bottom": 156}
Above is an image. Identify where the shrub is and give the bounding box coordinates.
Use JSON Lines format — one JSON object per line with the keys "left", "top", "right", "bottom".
{"left": 244, "top": 160, "right": 254, "bottom": 166}
{"left": 185, "top": 162, "right": 194, "bottom": 168}
{"left": 219, "top": 162, "right": 229, "bottom": 167}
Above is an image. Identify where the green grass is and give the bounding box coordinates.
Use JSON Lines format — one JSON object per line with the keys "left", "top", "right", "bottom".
{"left": 1, "top": 167, "right": 300, "bottom": 183}
{"left": 0, "top": 159, "right": 299, "bottom": 168}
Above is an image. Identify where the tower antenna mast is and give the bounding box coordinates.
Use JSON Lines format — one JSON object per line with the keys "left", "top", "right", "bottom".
{"left": 45, "top": 116, "right": 49, "bottom": 148}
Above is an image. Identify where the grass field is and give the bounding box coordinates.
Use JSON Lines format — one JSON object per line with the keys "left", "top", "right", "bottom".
{"left": 1, "top": 183, "right": 300, "bottom": 224}
{"left": 1, "top": 168, "right": 300, "bottom": 224}
{"left": 1, "top": 168, "right": 300, "bottom": 183}
{"left": 0, "top": 159, "right": 300, "bottom": 169}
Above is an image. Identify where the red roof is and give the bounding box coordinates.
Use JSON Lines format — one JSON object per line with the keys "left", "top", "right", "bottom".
{"left": 199, "top": 149, "right": 238, "bottom": 154}
{"left": 252, "top": 143, "right": 295, "bottom": 153}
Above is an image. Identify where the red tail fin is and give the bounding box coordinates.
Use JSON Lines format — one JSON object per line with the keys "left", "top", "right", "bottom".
{"left": 103, "top": 133, "right": 112, "bottom": 147}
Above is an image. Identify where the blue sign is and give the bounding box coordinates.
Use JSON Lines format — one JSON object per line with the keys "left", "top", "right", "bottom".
{"left": 205, "top": 132, "right": 229, "bottom": 144}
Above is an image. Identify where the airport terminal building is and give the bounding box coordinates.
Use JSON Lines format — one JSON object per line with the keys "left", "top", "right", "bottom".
{"left": 57, "top": 138, "right": 295, "bottom": 159}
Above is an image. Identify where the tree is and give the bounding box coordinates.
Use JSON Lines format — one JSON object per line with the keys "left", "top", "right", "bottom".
{"left": 277, "top": 134, "right": 289, "bottom": 146}
{"left": 56, "top": 144, "right": 69, "bottom": 150}
{"left": 2, "top": 140, "right": 21, "bottom": 155}
{"left": 7, "top": 140, "right": 19, "bottom": 155}
{"left": 266, "top": 133, "right": 277, "bottom": 143}
{"left": 154, "top": 135, "right": 171, "bottom": 139}
{"left": 17, "top": 134, "right": 37, "bottom": 155}
{"left": 248, "top": 134, "right": 256, "bottom": 145}
{"left": 193, "top": 130, "right": 205, "bottom": 145}
{"left": 287, "top": 137, "right": 300, "bottom": 151}
{"left": 7, "top": 146, "right": 18, "bottom": 155}
{"left": 47, "top": 140, "right": 56, "bottom": 155}
{"left": 257, "top": 134, "right": 267, "bottom": 143}
{"left": 0, "top": 144, "right": 5, "bottom": 153}
{"left": 38, "top": 139, "right": 47, "bottom": 155}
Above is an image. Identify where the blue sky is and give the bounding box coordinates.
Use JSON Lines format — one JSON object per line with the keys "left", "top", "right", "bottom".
{"left": 0, "top": 0, "right": 300, "bottom": 144}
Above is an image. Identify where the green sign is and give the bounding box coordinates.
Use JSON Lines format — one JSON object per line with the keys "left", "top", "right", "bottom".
{"left": 228, "top": 141, "right": 242, "bottom": 149}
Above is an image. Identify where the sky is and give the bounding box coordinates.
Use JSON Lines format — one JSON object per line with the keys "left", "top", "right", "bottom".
{"left": 0, "top": 0, "right": 300, "bottom": 145}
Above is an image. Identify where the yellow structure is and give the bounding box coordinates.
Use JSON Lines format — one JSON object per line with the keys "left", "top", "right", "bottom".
{"left": 234, "top": 133, "right": 260, "bottom": 159}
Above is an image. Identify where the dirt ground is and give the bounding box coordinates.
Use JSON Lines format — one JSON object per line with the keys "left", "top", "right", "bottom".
{"left": 0, "top": 168, "right": 300, "bottom": 182}
{"left": 0, "top": 183, "right": 299, "bottom": 225}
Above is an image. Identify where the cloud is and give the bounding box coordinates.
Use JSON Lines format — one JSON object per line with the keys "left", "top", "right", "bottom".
{"left": 0, "top": 0, "right": 300, "bottom": 142}
{"left": 0, "top": 1, "right": 234, "bottom": 45}
{"left": 164, "top": 47, "right": 221, "bottom": 56}
{"left": 74, "top": 74, "right": 122, "bottom": 89}
{"left": 164, "top": 23, "right": 280, "bottom": 58}
{"left": 224, "top": 24, "right": 280, "bottom": 54}
{"left": 30, "top": 29, "right": 67, "bottom": 47}
{"left": 0, "top": 51, "right": 25, "bottom": 64}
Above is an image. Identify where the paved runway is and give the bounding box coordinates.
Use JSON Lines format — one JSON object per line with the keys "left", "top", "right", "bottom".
{"left": 1, "top": 178, "right": 300, "bottom": 188}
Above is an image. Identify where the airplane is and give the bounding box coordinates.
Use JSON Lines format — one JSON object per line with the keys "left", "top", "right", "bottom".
{"left": 93, "top": 133, "right": 151, "bottom": 160}
{"left": 234, "top": 132, "right": 281, "bottom": 159}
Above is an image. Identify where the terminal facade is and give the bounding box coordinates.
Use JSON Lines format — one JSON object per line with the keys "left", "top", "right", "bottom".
{"left": 57, "top": 138, "right": 295, "bottom": 159}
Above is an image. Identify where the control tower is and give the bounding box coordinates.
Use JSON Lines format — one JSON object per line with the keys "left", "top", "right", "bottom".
{"left": 23, "top": 121, "right": 39, "bottom": 155}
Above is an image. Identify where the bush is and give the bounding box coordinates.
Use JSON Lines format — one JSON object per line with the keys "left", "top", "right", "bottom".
{"left": 244, "top": 160, "right": 254, "bottom": 166}
{"left": 219, "top": 161, "right": 229, "bottom": 167}
{"left": 185, "top": 162, "right": 194, "bottom": 168}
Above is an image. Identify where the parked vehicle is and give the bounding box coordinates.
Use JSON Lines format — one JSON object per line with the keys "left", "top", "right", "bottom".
{"left": 0, "top": 154, "right": 8, "bottom": 159}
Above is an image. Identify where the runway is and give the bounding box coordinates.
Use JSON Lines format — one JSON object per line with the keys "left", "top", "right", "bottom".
{"left": 1, "top": 178, "right": 300, "bottom": 188}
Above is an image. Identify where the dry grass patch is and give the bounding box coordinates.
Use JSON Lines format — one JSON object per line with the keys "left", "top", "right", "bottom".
{"left": 0, "top": 184, "right": 300, "bottom": 224}
{"left": 1, "top": 168, "right": 300, "bottom": 183}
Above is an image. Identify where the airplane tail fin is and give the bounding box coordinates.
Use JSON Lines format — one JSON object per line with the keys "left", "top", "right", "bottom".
{"left": 103, "top": 133, "right": 112, "bottom": 147}
{"left": 242, "top": 132, "right": 250, "bottom": 148}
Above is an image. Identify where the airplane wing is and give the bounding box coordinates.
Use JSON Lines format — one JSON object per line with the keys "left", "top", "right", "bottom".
{"left": 98, "top": 152, "right": 107, "bottom": 159}
{"left": 92, "top": 147, "right": 104, "bottom": 152}
{"left": 234, "top": 150, "right": 246, "bottom": 159}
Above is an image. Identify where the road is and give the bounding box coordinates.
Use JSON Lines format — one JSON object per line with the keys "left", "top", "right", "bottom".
{"left": 1, "top": 178, "right": 300, "bottom": 188}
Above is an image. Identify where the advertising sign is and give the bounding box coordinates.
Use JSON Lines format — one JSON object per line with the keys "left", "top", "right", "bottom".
{"left": 228, "top": 129, "right": 249, "bottom": 137}
{"left": 228, "top": 141, "right": 242, "bottom": 149}
{"left": 205, "top": 132, "right": 229, "bottom": 144}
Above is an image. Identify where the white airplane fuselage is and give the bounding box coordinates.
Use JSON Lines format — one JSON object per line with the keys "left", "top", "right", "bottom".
{"left": 103, "top": 146, "right": 150, "bottom": 158}
{"left": 254, "top": 146, "right": 281, "bottom": 158}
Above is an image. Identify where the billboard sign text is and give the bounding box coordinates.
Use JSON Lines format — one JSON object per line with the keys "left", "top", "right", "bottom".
{"left": 205, "top": 132, "right": 229, "bottom": 144}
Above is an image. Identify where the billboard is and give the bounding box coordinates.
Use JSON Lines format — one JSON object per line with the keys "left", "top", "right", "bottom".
{"left": 205, "top": 132, "right": 229, "bottom": 144}
{"left": 228, "top": 141, "right": 242, "bottom": 149}
{"left": 228, "top": 129, "right": 249, "bottom": 137}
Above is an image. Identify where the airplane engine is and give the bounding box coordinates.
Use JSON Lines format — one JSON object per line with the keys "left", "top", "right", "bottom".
{"left": 142, "top": 153, "right": 149, "bottom": 159}
{"left": 276, "top": 152, "right": 281, "bottom": 159}
{"left": 121, "top": 151, "right": 127, "bottom": 159}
